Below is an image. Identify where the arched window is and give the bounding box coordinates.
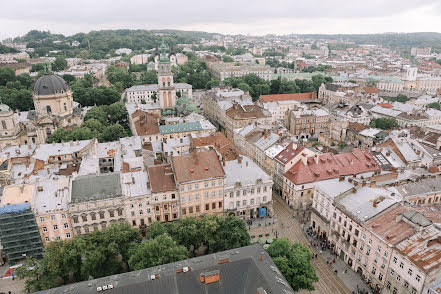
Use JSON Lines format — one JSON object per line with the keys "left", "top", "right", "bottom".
{"left": 1, "top": 120, "right": 6, "bottom": 129}
{"left": 46, "top": 105, "right": 52, "bottom": 114}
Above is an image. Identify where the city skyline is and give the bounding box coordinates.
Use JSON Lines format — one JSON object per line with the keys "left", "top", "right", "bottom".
{"left": 1, "top": 0, "right": 441, "bottom": 39}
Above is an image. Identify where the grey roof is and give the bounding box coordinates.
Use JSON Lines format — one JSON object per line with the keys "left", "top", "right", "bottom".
{"left": 34, "top": 244, "right": 294, "bottom": 294}
{"left": 33, "top": 74, "right": 69, "bottom": 96}
{"left": 71, "top": 173, "right": 122, "bottom": 203}
{"left": 395, "top": 176, "right": 441, "bottom": 198}
{"left": 223, "top": 156, "right": 272, "bottom": 187}
{"left": 401, "top": 210, "right": 432, "bottom": 227}
{"left": 0, "top": 103, "right": 12, "bottom": 114}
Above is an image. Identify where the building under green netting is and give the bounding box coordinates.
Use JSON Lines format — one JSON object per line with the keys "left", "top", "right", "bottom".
{"left": 0, "top": 203, "right": 43, "bottom": 265}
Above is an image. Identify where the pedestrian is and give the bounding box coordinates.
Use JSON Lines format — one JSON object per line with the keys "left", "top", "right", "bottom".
{"left": 345, "top": 269, "right": 348, "bottom": 274}
{"left": 315, "top": 254, "right": 318, "bottom": 258}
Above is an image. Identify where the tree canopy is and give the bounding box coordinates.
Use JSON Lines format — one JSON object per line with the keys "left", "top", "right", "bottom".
{"left": 267, "top": 238, "right": 318, "bottom": 291}
{"left": 427, "top": 102, "right": 441, "bottom": 110}
{"left": 0, "top": 68, "right": 34, "bottom": 111}
{"left": 370, "top": 117, "right": 399, "bottom": 130}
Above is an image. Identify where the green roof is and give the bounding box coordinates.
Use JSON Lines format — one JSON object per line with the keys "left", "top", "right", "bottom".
{"left": 159, "top": 121, "right": 202, "bottom": 135}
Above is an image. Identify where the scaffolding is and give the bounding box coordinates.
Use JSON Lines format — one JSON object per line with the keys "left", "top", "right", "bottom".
{"left": 0, "top": 203, "right": 43, "bottom": 265}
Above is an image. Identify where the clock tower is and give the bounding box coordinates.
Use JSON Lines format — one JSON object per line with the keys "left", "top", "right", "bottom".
{"left": 157, "top": 43, "right": 176, "bottom": 108}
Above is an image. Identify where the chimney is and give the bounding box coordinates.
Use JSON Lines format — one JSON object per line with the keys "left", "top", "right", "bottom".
{"left": 373, "top": 202, "right": 377, "bottom": 208}
{"left": 352, "top": 188, "right": 357, "bottom": 193}
{"left": 362, "top": 181, "right": 367, "bottom": 187}
{"left": 238, "top": 156, "right": 242, "bottom": 164}
{"left": 339, "top": 176, "right": 345, "bottom": 182}
{"left": 260, "top": 252, "right": 264, "bottom": 261}
{"left": 370, "top": 181, "right": 376, "bottom": 187}
{"left": 246, "top": 161, "right": 248, "bottom": 167}
{"left": 222, "top": 158, "right": 226, "bottom": 166}
{"left": 201, "top": 270, "right": 220, "bottom": 284}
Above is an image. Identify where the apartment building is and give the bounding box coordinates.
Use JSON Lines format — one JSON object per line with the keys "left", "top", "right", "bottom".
{"left": 285, "top": 107, "right": 330, "bottom": 139}
{"left": 69, "top": 173, "right": 125, "bottom": 235}
{"left": 207, "top": 62, "right": 272, "bottom": 81}
{"left": 172, "top": 150, "right": 225, "bottom": 218}
{"left": 223, "top": 156, "right": 273, "bottom": 219}
{"left": 148, "top": 164, "right": 179, "bottom": 222}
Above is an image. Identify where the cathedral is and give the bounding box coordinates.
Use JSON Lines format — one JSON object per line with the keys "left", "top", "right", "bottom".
{"left": 0, "top": 67, "right": 82, "bottom": 149}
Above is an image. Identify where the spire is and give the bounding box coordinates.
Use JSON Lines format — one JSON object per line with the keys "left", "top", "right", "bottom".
{"left": 159, "top": 42, "right": 170, "bottom": 63}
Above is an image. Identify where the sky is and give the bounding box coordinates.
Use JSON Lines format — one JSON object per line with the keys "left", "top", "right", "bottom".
{"left": 1, "top": 0, "right": 441, "bottom": 40}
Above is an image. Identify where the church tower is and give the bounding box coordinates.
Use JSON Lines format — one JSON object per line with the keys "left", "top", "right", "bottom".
{"left": 157, "top": 43, "right": 176, "bottom": 108}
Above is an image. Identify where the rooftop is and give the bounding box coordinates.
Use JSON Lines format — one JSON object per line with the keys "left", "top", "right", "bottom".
{"left": 71, "top": 173, "right": 122, "bottom": 203}
{"left": 159, "top": 121, "right": 203, "bottom": 135}
{"left": 191, "top": 132, "right": 240, "bottom": 161}
{"left": 259, "top": 92, "right": 317, "bottom": 103}
{"left": 172, "top": 150, "right": 225, "bottom": 184}
{"left": 223, "top": 156, "right": 272, "bottom": 187}
{"left": 148, "top": 164, "right": 176, "bottom": 193}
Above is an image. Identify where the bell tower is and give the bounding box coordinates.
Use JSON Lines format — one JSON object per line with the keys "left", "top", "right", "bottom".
{"left": 157, "top": 43, "right": 176, "bottom": 108}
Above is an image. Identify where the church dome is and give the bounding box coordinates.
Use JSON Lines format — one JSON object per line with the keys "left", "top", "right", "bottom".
{"left": 33, "top": 74, "right": 69, "bottom": 96}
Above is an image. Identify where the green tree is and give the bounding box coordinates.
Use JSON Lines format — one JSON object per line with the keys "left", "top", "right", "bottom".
{"left": 370, "top": 118, "right": 398, "bottom": 130}
{"left": 128, "top": 234, "right": 187, "bottom": 271}
{"left": 205, "top": 80, "right": 220, "bottom": 89}
{"left": 146, "top": 221, "right": 168, "bottom": 240}
{"left": 82, "top": 118, "right": 106, "bottom": 133}
{"left": 237, "top": 82, "right": 251, "bottom": 93}
{"left": 62, "top": 74, "right": 76, "bottom": 85}
{"left": 0, "top": 67, "right": 15, "bottom": 86}
{"left": 139, "top": 70, "right": 158, "bottom": 84}
{"left": 84, "top": 106, "right": 108, "bottom": 124}
{"left": 167, "top": 217, "right": 203, "bottom": 253}
{"left": 106, "top": 66, "right": 134, "bottom": 90}
{"left": 16, "top": 73, "right": 34, "bottom": 88}
{"left": 106, "top": 102, "right": 127, "bottom": 124}
{"left": 267, "top": 238, "right": 318, "bottom": 291}
{"left": 101, "top": 123, "right": 127, "bottom": 142}
{"left": 53, "top": 56, "right": 68, "bottom": 71}
{"left": 427, "top": 102, "right": 441, "bottom": 110}
{"left": 213, "top": 216, "right": 251, "bottom": 252}
{"left": 222, "top": 55, "right": 234, "bottom": 62}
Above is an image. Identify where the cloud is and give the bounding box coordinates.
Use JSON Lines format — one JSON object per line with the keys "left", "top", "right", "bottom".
{"left": 0, "top": 0, "right": 440, "bottom": 39}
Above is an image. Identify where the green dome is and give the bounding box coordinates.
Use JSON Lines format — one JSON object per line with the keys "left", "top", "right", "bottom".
{"left": 185, "top": 104, "right": 198, "bottom": 112}
{"left": 0, "top": 103, "right": 12, "bottom": 114}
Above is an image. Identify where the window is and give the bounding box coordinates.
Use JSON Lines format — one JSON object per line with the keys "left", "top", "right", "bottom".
{"left": 250, "top": 198, "right": 255, "bottom": 205}
{"left": 195, "top": 193, "right": 200, "bottom": 200}
{"left": 416, "top": 275, "right": 421, "bottom": 282}
{"left": 196, "top": 206, "right": 200, "bottom": 212}
{"left": 181, "top": 196, "right": 186, "bottom": 202}
{"left": 139, "top": 210, "right": 143, "bottom": 215}
{"left": 384, "top": 251, "right": 388, "bottom": 258}
{"left": 377, "top": 245, "right": 382, "bottom": 252}
{"left": 43, "top": 226, "right": 48, "bottom": 232}
{"left": 109, "top": 210, "right": 114, "bottom": 217}
{"left": 171, "top": 194, "right": 176, "bottom": 200}
{"left": 45, "top": 237, "right": 50, "bottom": 242}
{"left": 399, "top": 262, "right": 404, "bottom": 269}
{"left": 204, "top": 182, "right": 209, "bottom": 188}
{"left": 51, "top": 215, "right": 56, "bottom": 221}
{"left": 386, "top": 282, "right": 391, "bottom": 289}
{"left": 243, "top": 190, "right": 247, "bottom": 196}
{"left": 251, "top": 188, "right": 255, "bottom": 194}
{"left": 218, "top": 180, "right": 223, "bottom": 185}
{"left": 212, "top": 203, "right": 216, "bottom": 209}
{"left": 257, "top": 187, "right": 261, "bottom": 193}
{"left": 243, "top": 200, "right": 247, "bottom": 206}
{"left": 396, "top": 275, "right": 401, "bottom": 282}
{"left": 229, "top": 192, "right": 233, "bottom": 198}
{"left": 138, "top": 202, "right": 142, "bottom": 207}
{"left": 130, "top": 204, "right": 134, "bottom": 208}
{"left": 393, "top": 288, "right": 397, "bottom": 294}
{"left": 381, "top": 261, "right": 386, "bottom": 269}
{"left": 188, "top": 185, "right": 192, "bottom": 191}
{"left": 263, "top": 186, "right": 267, "bottom": 192}
{"left": 378, "top": 273, "right": 383, "bottom": 281}
{"left": 211, "top": 181, "right": 216, "bottom": 187}
{"left": 372, "top": 267, "right": 376, "bottom": 274}
{"left": 408, "top": 269, "right": 412, "bottom": 276}
{"left": 188, "top": 195, "right": 193, "bottom": 202}
{"left": 180, "top": 187, "right": 184, "bottom": 192}
{"left": 182, "top": 208, "right": 186, "bottom": 215}
{"left": 40, "top": 216, "right": 45, "bottom": 222}
{"left": 393, "top": 257, "right": 397, "bottom": 263}
{"left": 218, "top": 202, "right": 222, "bottom": 208}
{"left": 404, "top": 281, "right": 409, "bottom": 288}
{"left": 64, "top": 223, "right": 68, "bottom": 229}
{"left": 390, "top": 269, "right": 395, "bottom": 276}
{"left": 66, "top": 233, "right": 71, "bottom": 238}
{"left": 189, "top": 207, "right": 193, "bottom": 214}
{"left": 366, "top": 249, "right": 370, "bottom": 256}
{"left": 195, "top": 183, "right": 199, "bottom": 189}
{"left": 360, "top": 244, "right": 364, "bottom": 250}
{"left": 205, "top": 204, "right": 209, "bottom": 211}
{"left": 205, "top": 192, "right": 209, "bottom": 199}
{"left": 355, "top": 229, "right": 359, "bottom": 237}
{"left": 131, "top": 211, "right": 135, "bottom": 217}
{"left": 368, "top": 239, "right": 372, "bottom": 245}
{"left": 53, "top": 225, "right": 58, "bottom": 230}
{"left": 61, "top": 213, "right": 66, "bottom": 219}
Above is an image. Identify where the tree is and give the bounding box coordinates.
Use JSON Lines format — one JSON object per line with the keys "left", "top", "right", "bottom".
{"left": 53, "top": 56, "right": 68, "bottom": 71}
{"left": 237, "top": 82, "right": 251, "bottom": 93}
{"left": 84, "top": 106, "right": 108, "bottom": 124}
{"left": 63, "top": 74, "right": 76, "bottom": 85}
{"left": 267, "top": 238, "right": 318, "bottom": 291}
{"left": 166, "top": 217, "right": 203, "bottom": 253}
{"left": 205, "top": 80, "right": 220, "bottom": 89}
{"left": 427, "top": 102, "right": 441, "bottom": 110}
{"left": 16, "top": 73, "right": 34, "bottom": 89}
{"left": 106, "top": 66, "right": 134, "bottom": 90}
{"left": 128, "top": 234, "right": 187, "bottom": 271}
{"left": 212, "top": 216, "right": 251, "bottom": 252}
{"left": 370, "top": 118, "right": 398, "bottom": 130}
{"left": 0, "top": 67, "right": 15, "bottom": 86}
{"left": 101, "top": 123, "right": 127, "bottom": 142}
{"left": 222, "top": 55, "right": 234, "bottom": 62}
{"left": 106, "top": 102, "right": 127, "bottom": 124}
{"left": 146, "top": 221, "right": 168, "bottom": 240}
{"left": 82, "top": 118, "right": 106, "bottom": 133}
{"left": 139, "top": 70, "right": 157, "bottom": 84}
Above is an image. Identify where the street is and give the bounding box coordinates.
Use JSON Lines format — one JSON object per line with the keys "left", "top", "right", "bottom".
{"left": 273, "top": 195, "right": 351, "bottom": 294}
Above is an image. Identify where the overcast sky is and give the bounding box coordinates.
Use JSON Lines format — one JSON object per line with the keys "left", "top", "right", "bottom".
{"left": 1, "top": 0, "right": 440, "bottom": 40}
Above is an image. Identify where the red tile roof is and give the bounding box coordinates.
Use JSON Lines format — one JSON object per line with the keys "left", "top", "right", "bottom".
{"left": 131, "top": 110, "right": 159, "bottom": 136}
{"left": 274, "top": 142, "right": 305, "bottom": 166}
{"left": 364, "top": 87, "right": 379, "bottom": 94}
{"left": 148, "top": 164, "right": 176, "bottom": 193}
{"left": 191, "top": 132, "right": 241, "bottom": 161}
{"left": 259, "top": 92, "right": 317, "bottom": 103}
{"left": 172, "top": 150, "right": 225, "bottom": 184}
{"left": 284, "top": 148, "right": 380, "bottom": 185}
{"left": 378, "top": 103, "right": 393, "bottom": 108}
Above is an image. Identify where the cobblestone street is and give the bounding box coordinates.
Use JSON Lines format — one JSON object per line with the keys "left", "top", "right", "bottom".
{"left": 272, "top": 194, "right": 357, "bottom": 294}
